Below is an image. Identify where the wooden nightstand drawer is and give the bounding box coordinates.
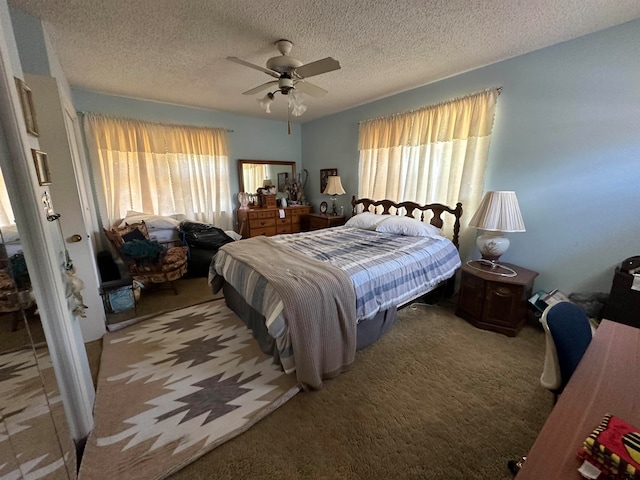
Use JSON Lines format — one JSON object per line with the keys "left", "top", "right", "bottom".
{"left": 308, "top": 214, "right": 346, "bottom": 231}
{"left": 455, "top": 262, "right": 538, "bottom": 337}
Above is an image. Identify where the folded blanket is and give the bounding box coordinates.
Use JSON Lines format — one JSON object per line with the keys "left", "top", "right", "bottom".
{"left": 578, "top": 413, "right": 640, "bottom": 478}
{"left": 218, "top": 236, "right": 357, "bottom": 390}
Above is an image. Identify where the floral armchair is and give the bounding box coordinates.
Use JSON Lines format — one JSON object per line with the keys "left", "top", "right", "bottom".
{"left": 104, "top": 221, "right": 188, "bottom": 294}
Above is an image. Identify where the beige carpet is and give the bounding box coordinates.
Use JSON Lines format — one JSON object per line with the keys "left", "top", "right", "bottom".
{"left": 104, "top": 277, "right": 222, "bottom": 330}
{"left": 79, "top": 299, "right": 300, "bottom": 480}
{"left": 166, "top": 301, "right": 552, "bottom": 480}
{"left": 0, "top": 346, "right": 76, "bottom": 479}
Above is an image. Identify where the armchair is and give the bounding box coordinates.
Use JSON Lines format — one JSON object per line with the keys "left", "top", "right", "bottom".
{"left": 104, "top": 221, "right": 188, "bottom": 294}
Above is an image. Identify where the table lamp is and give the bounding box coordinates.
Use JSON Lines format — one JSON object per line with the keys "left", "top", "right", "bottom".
{"left": 468, "top": 191, "right": 525, "bottom": 268}
{"left": 322, "top": 175, "right": 346, "bottom": 215}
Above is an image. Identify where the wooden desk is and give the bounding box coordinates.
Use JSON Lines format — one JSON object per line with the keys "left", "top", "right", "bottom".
{"left": 517, "top": 320, "right": 640, "bottom": 479}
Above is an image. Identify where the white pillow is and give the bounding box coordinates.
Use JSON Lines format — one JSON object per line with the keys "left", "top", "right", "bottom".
{"left": 345, "top": 212, "right": 389, "bottom": 230}
{"left": 117, "top": 212, "right": 181, "bottom": 230}
{"left": 375, "top": 215, "right": 442, "bottom": 237}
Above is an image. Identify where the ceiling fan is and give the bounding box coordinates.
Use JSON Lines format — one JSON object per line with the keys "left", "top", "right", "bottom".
{"left": 227, "top": 39, "right": 341, "bottom": 117}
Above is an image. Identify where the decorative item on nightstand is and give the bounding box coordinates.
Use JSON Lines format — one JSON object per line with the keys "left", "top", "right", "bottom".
{"left": 468, "top": 191, "right": 525, "bottom": 276}
{"left": 322, "top": 175, "right": 346, "bottom": 215}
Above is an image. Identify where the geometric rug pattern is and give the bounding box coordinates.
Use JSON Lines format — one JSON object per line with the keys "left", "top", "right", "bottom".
{"left": 78, "top": 299, "right": 300, "bottom": 480}
{"left": 0, "top": 346, "right": 76, "bottom": 480}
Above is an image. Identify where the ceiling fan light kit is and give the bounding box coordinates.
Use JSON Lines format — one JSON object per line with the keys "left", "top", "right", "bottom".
{"left": 227, "top": 39, "right": 341, "bottom": 123}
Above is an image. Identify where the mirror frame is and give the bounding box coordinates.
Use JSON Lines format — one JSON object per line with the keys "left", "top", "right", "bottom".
{"left": 238, "top": 159, "right": 296, "bottom": 194}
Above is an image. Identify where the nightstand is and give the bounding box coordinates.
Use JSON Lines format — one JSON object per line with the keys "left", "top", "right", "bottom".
{"left": 307, "top": 213, "right": 346, "bottom": 231}
{"left": 455, "top": 262, "right": 538, "bottom": 337}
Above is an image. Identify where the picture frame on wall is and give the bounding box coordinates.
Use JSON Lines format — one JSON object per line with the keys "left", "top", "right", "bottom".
{"left": 15, "top": 77, "right": 39, "bottom": 137}
{"left": 320, "top": 168, "right": 338, "bottom": 193}
{"left": 32, "top": 149, "right": 52, "bottom": 186}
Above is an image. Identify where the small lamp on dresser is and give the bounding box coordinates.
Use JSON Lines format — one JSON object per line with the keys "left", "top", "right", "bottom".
{"left": 322, "top": 175, "right": 346, "bottom": 215}
{"left": 468, "top": 190, "right": 525, "bottom": 273}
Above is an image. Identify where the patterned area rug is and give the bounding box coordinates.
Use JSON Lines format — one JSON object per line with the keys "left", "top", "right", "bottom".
{"left": 0, "top": 347, "right": 76, "bottom": 479}
{"left": 79, "top": 299, "right": 300, "bottom": 480}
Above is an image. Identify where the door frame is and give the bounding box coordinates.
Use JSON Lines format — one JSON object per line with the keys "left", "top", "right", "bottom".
{"left": 0, "top": 14, "right": 94, "bottom": 442}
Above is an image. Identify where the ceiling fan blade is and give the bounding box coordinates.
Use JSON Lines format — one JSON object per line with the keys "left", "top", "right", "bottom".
{"left": 294, "top": 80, "right": 327, "bottom": 97}
{"left": 226, "top": 56, "right": 280, "bottom": 79}
{"left": 242, "top": 81, "right": 278, "bottom": 95}
{"left": 294, "top": 57, "right": 341, "bottom": 79}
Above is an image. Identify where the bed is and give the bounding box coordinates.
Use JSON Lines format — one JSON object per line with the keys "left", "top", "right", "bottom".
{"left": 209, "top": 197, "right": 463, "bottom": 390}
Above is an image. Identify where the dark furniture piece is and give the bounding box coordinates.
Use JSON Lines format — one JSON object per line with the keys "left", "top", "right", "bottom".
{"left": 456, "top": 262, "right": 538, "bottom": 337}
{"left": 516, "top": 320, "right": 640, "bottom": 479}
{"left": 601, "top": 267, "right": 640, "bottom": 328}
{"left": 306, "top": 213, "right": 346, "bottom": 231}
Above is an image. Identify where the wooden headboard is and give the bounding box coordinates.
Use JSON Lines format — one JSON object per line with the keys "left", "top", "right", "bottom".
{"left": 351, "top": 196, "right": 463, "bottom": 249}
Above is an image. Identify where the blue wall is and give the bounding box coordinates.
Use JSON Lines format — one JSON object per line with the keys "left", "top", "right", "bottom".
{"left": 71, "top": 89, "right": 303, "bottom": 222}
{"left": 302, "top": 19, "right": 640, "bottom": 295}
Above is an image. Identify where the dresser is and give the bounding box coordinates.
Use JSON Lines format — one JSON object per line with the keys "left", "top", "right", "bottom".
{"left": 237, "top": 205, "right": 313, "bottom": 238}
{"left": 455, "top": 262, "right": 538, "bottom": 337}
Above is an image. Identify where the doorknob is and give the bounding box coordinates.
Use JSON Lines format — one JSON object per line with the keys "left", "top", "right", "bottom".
{"left": 70, "top": 234, "right": 83, "bottom": 243}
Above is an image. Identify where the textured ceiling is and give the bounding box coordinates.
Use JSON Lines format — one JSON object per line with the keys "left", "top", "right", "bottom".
{"left": 8, "top": 0, "right": 640, "bottom": 122}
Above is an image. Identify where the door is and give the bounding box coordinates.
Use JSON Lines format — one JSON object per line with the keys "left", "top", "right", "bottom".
{"left": 25, "top": 73, "right": 106, "bottom": 342}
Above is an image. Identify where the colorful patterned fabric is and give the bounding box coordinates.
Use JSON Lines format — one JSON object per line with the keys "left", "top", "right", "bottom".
{"left": 578, "top": 413, "right": 640, "bottom": 478}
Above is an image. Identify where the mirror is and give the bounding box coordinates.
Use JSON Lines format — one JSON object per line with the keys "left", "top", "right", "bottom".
{"left": 0, "top": 175, "right": 76, "bottom": 478}
{"left": 238, "top": 159, "right": 296, "bottom": 195}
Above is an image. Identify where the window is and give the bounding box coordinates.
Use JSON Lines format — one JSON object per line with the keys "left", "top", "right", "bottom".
{"left": 358, "top": 88, "right": 501, "bottom": 232}
{"left": 83, "top": 114, "right": 232, "bottom": 230}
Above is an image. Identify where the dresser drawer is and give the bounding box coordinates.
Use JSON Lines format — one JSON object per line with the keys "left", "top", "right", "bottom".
{"left": 275, "top": 217, "right": 291, "bottom": 227}
{"left": 249, "top": 217, "right": 276, "bottom": 229}
{"left": 248, "top": 210, "right": 276, "bottom": 220}
{"left": 276, "top": 224, "right": 294, "bottom": 234}
{"left": 250, "top": 226, "right": 277, "bottom": 237}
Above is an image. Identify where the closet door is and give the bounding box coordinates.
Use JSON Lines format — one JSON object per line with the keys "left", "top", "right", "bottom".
{"left": 0, "top": 224, "right": 76, "bottom": 479}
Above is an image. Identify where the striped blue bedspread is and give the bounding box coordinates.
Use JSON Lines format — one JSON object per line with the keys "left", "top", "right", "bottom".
{"left": 212, "top": 226, "right": 460, "bottom": 324}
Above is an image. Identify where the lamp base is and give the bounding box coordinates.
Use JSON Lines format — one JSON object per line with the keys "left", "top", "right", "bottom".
{"left": 476, "top": 231, "right": 510, "bottom": 263}
{"left": 330, "top": 197, "right": 337, "bottom": 215}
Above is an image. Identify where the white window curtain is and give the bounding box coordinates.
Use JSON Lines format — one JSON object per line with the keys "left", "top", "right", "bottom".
{"left": 83, "top": 114, "right": 232, "bottom": 230}
{"left": 242, "top": 163, "right": 268, "bottom": 193}
{"left": 358, "top": 88, "right": 500, "bottom": 233}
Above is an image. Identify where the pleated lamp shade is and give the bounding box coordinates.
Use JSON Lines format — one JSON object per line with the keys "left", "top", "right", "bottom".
{"left": 323, "top": 176, "right": 346, "bottom": 215}
{"left": 322, "top": 176, "right": 346, "bottom": 195}
{"left": 469, "top": 191, "right": 525, "bottom": 263}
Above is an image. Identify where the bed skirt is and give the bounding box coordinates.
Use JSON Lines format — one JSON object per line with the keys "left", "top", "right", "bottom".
{"left": 222, "top": 282, "right": 397, "bottom": 363}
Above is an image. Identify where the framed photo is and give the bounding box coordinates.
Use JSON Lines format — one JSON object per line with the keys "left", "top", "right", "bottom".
{"left": 32, "top": 149, "right": 52, "bottom": 185}
{"left": 277, "top": 172, "right": 288, "bottom": 192}
{"left": 15, "top": 77, "right": 39, "bottom": 136}
{"left": 320, "top": 168, "right": 338, "bottom": 193}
